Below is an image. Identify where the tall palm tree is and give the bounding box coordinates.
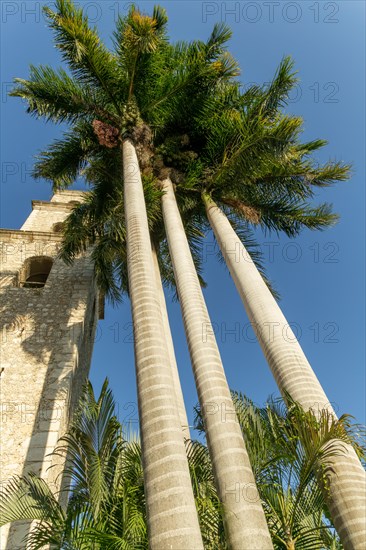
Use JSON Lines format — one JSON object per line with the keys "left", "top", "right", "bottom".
{"left": 159, "top": 60, "right": 366, "bottom": 548}
{"left": 121, "top": 138, "right": 204, "bottom": 548}
{"left": 202, "top": 199, "right": 366, "bottom": 549}
{"left": 10, "top": 2, "right": 207, "bottom": 546}
{"left": 161, "top": 175, "right": 274, "bottom": 548}
{"left": 202, "top": 73, "right": 365, "bottom": 550}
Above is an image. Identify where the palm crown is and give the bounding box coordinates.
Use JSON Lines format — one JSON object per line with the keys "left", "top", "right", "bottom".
{"left": 10, "top": 2, "right": 349, "bottom": 303}
{"left": 11, "top": 1, "right": 242, "bottom": 301}
{"left": 156, "top": 57, "right": 349, "bottom": 236}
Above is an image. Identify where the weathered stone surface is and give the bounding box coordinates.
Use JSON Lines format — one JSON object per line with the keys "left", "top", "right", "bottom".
{"left": 0, "top": 191, "right": 99, "bottom": 548}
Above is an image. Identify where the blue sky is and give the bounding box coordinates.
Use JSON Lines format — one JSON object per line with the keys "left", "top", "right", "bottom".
{"left": 1, "top": 0, "right": 365, "bottom": 430}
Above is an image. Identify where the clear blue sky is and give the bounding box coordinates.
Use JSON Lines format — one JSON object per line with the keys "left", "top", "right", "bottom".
{"left": 1, "top": 1, "right": 365, "bottom": 430}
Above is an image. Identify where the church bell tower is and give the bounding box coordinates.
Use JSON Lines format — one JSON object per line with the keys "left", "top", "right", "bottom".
{"left": 0, "top": 191, "right": 102, "bottom": 548}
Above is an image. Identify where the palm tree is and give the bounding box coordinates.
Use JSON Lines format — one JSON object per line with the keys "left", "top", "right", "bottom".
{"left": 195, "top": 391, "right": 366, "bottom": 550}
{"left": 10, "top": 2, "right": 206, "bottom": 546}
{"left": 157, "top": 59, "right": 365, "bottom": 548}
{"left": 161, "top": 176, "right": 273, "bottom": 548}
{"left": 121, "top": 138, "right": 204, "bottom": 548}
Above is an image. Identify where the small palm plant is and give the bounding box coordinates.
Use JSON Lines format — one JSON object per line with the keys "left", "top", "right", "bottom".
{"left": 196, "top": 392, "right": 365, "bottom": 550}
{"left": 0, "top": 379, "right": 147, "bottom": 549}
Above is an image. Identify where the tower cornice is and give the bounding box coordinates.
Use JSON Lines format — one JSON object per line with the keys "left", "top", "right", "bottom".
{"left": 31, "top": 200, "right": 79, "bottom": 210}
{"left": 0, "top": 229, "right": 64, "bottom": 241}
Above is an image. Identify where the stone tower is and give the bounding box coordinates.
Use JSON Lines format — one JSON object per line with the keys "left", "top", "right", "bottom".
{"left": 0, "top": 191, "right": 103, "bottom": 548}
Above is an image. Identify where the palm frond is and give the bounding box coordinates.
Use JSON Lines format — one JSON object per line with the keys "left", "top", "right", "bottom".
{"left": 43, "top": 0, "right": 121, "bottom": 112}
{"left": 33, "top": 121, "right": 99, "bottom": 189}
{"left": 0, "top": 474, "right": 65, "bottom": 527}
{"left": 10, "top": 65, "right": 110, "bottom": 124}
{"left": 258, "top": 56, "right": 298, "bottom": 118}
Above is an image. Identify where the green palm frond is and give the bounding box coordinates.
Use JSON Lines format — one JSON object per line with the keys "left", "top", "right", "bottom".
{"left": 169, "top": 57, "right": 349, "bottom": 254}
{"left": 248, "top": 196, "right": 339, "bottom": 237}
{"left": 44, "top": 0, "right": 121, "bottom": 111}
{"left": 10, "top": 65, "right": 110, "bottom": 124}
{"left": 115, "top": 5, "right": 167, "bottom": 56}
{"left": 258, "top": 56, "right": 298, "bottom": 118}
{"left": 92, "top": 235, "right": 127, "bottom": 304}
{"left": 186, "top": 440, "right": 226, "bottom": 549}
{"left": 206, "top": 22, "right": 232, "bottom": 56}
{"left": 52, "top": 379, "right": 124, "bottom": 518}
{"left": 0, "top": 474, "right": 65, "bottom": 527}
{"left": 33, "top": 121, "right": 99, "bottom": 189}
{"left": 113, "top": 5, "right": 168, "bottom": 105}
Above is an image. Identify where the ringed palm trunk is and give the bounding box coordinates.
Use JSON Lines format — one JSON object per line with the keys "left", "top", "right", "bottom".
{"left": 204, "top": 196, "right": 366, "bottom": 550}
{"left": 151, "top": 242, "right": 191, "bottom": 439}
{"left": 161, "top": 177, "right": 273, "bottom": 550}
{"left": 122, "top": 140, "right": 203, "bottom": 550}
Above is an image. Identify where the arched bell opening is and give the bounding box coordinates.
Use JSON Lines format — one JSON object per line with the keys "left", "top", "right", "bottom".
{"left": 19, "top": 256, "right": 54, "bottom": 289}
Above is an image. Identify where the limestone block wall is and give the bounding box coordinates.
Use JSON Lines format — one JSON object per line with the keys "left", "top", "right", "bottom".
{"left": 0, "top": 192, "right": 99, "bottom": 548}
{"left": 21, "top": 190, "right": 87, "bottom": 233}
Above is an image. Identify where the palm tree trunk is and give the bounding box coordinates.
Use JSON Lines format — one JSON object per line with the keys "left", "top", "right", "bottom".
{"left": 122, "top": 140, "right": 203, "bottom": 550}
{"left": 205, "top": 196, "right": 366, "bottom": 550}
{"left": 161, "top": 177, "right": 273, "bottom": 550}
{"left": 151, "top": 241, "right": 191, "bottom": 439}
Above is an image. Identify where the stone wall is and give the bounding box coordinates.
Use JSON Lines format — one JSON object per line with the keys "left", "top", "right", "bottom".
{"left": 0, "top": 192, "right": 99, "bottom": 548}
